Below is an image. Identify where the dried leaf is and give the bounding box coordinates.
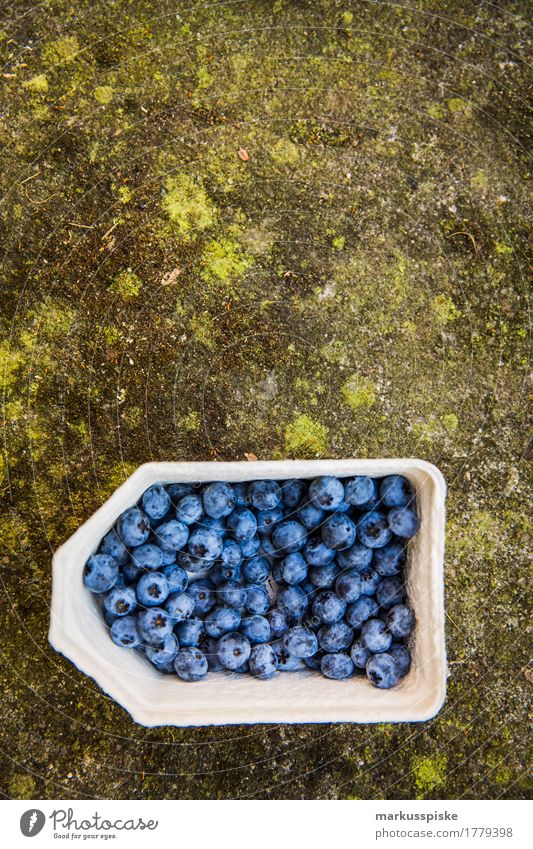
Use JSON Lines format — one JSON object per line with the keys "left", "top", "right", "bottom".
{"left": 237, "top": 148, "right": 249, "bottom": 161}
{"left": 244, "top": 452, "right": 258, "bottom": 461}
{"left": 161, "top": 267, "right": 181, "bottom": 286}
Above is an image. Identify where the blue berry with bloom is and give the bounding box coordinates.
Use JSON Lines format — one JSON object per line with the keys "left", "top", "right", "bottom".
{"left": 271, "top": 520, "right": 307, "bottom": 554}
{"left": 256, "top": 505, "right": 284, "bottom": 535}
{"left": 320, "top": 513, "right": 356, "bottom": 550}
{"left": 84, "top": 554, "right": 118, "bottom": 593}
{"left": 345, "top": 476, "right": 378, "bottom": 508}
{"left": 283, "top": 625, "right": 318, "bottom": 658}
{"left": 247, "top": 479, "right": 282, "bottom": 511}
{"left": 205, "top": 606, "right": 241, "bottom": 639}
{"left": 277, "top": 585, "right": 308, "bottom": 618}
{"left": 104, "top": 586, "right": 137, "bottom": 617}
{"left": 308, "top": 563, "right": 338, "bottom": 589}
{"left": 110, "top": 616, "right": 141, "bottom": 648}
{"left": 188, "top": 579, "right": 216, "bottom": 615}
{"left": 336, "top": 543, "right": 373, "bottom": 572}
{"left": 345, "top": 596, "right": 379, "bottom": 629}
{"left": 175, "top": 494, "right": 203, "bottom": 525}
{"left": 187, "top": 527, "right": 223, "bottom": 562}
{"left": 309, "top": 476, "right": 345, "bottom": 510}
{"left": 136, "top": 572, "right": 169, "bottom": 607}
{"left": 376, "top": 576, "right": 406, "bottom": 610}
{"left": 117, "top": 507, "right": 151, "bottom": 548}
{"left": 350, "top": 639, "right": 371, "bottom": 669}
{"left": 240, "top": 535, "right": 261, "bottom": 558}
{"left": 387, "top": 506, "right": 420, "bottom": 539}
{"left": 318, "top": 621, "right": 353, "bottom": 652}
{"left": 165, "top": 591, "right": 195, "bottom": 622}
{"left": 217, "top": 632, "right": 252, "bottom": 670}
{"left": 154, "top": 520, "right": 189, "bottom": 552}
{"left": 174, "top": 647, "right": 208, "bottom": 681}
{"left": 366, "top": 652, "right": 400, "bottom": 688}
{"left": 321, "top": 653, "right": 354, "bottom": 680}
{"left": 219, "top": 580, "right": 247, "bottom": 608}
{"left": 312, "top": 590, "right": 346, "bottom": 624}
{"left": 202, "top": 481, "right": 236, "bottom": 518}
{"left": 137, "top": 607, "right": 173, "bottom": 645}
{"left": 281, "top": 479, "right": 307, "bottom": 508}
{"left": 266, "top": 608, "right": 289, "bottom": 639}
{"left": 386, "top": 604, "right": 415, "bottom": 638}
{"left": 358, "top": 566, "right": 381, "bottom": 596}
{"left": 361, "top": 619, "right": 392, "bottom": 653}
{"left": 227, "top": 507, "right": 257, "bottom": 541}
{"left": 245, "top": 585, "right": 270, "bottom": 615}
{"left": 357, "top": 512, "right": 392, "bottom": 548}
{"left": 278, "top": 552, "right": 307, "bottom": 585}
{"left": 242, "top": 556, "right": 270, "bottom": 584}
{"left": 297, "top": 501, "right": 325, "bottom": 530}
{"left": 131, "top": 543, "right": 164, "bottom": 571}
{"left": 379, "top": 475, "right": 414, "bottom": 508}
{"left": 303, "top": 536, "right": 335, "bottom": 566}
{"left": 163, "top": 564, "right": 188, "bottom": 594}
{"left": 146, "top": 633, "right": 178, "bottom": 671}
{"left": 100, "top": 530, "right": 129, "bottom": 565}
{"left": 240, "top": 615, "right": 271, "bottom": 644}
{"left": 390, "top": 643, "right": 411, "bottom": 677}
{"left": 175, "top": 617, "right": 204, "bottom": 647}
{"left": 373, "top": 541, "right": 405, "bottom": 576}
{"left": 249, "top": 644, "right": 278, "bottom": 679}
{"left": 141, "top": 484, "right": 171, "bottom": 521}
{"left": 334, "top": 569, "right": 362, "bottom": 603}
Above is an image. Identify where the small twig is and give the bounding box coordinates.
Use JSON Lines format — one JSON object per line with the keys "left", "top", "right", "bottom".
{"left": 446, "top": 230, "right": 477, "bottom": 253}
{"left": 19, "top": 170, "right": 40, "bottom": 185}
{"left": 68, "top": 221, "right": 95, "bottom": 229}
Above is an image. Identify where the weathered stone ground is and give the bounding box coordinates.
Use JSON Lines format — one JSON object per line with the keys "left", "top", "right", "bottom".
{"left": 0, "top": 0, "right": 531, "bottom": 799}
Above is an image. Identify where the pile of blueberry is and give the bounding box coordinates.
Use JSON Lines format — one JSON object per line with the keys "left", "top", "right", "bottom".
{"left": 83, "top": 475, "right": 419, "bottom": 687}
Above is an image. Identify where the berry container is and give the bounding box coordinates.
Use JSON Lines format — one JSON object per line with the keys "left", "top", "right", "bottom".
{"left": 49, "top": 459, "right": 447, "bottom": 726}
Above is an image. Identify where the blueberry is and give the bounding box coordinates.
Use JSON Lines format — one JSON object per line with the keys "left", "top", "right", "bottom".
{"left": 242, "top": 556, "right": 270, "bottom": 584}
{"left": 320, "top": 652, "right": 354, "bottom": 680}
{"left": 217, "top": 632, "right": 252, "bottom": 670}
{"left": 245, "top": 585, "right": 270, "bottom": 615}
{"left": 146, "top": 633, "right": 179, "bottom": 671}
{"left": 345, "top": 596, "right": 379, "bottom": 629}
{"left": 345, "top": 476, "right": 378, "bottom": 508}
{"left": 154, "top": 520, "right": 189, "bottom": 552}
{"left": 104, "top": 586, "right": 137, "bottom": 617}
{"left": 100, "top": 530, "right": 130, "bottom": 565}
{"left": 240, "top": 535, "right": 261, "bottom": 558}
{"left": 278, "top": 552, "right": 307, "bottom": 585}
{"left": 137, "top": 607, "right": 173, "bottom": 645}
{"left": 266, "top": 608, "right": 289, "bottom": 639}
{"left": 202, "top": 481, "right": 236, "bottom": 519}
{"left": 136, "top": 571, "right": 169, "bottom": 607}
{"left": 176, "top": 551, "right": 207, "bottom": 574}
{"left": 231, "top": 482, "right": 248, "bottom": 506}
{"left": 390, "top": 643, "right": 411, "bottom": 677}
{"left": 281, "top": 479, "right": 307, "bottom": 509}
{"left": 175, "top": 494, "right": 203, "bottom": 525}
{"left": 130, "top": 543, "right": 164, "bottom": 571}
{"left": 174, "top": 647, "right": 208, "bottom": 681}
{"left": 165, "top": 591, "right": 195, "bottom": 622}
{"left": 379, "top": 475, "right": 414, "bottom": 508}
{"left": 199, "top": 635, "right": 224, "bottom": 671}
{"left": 247, "top": 479, "right": 282, "bottom": 511}
{"left": 175, "top": 617, "right": 204, "bottom": 646}
{"left": 205, "top": 606, "right": 241, "bottom": 638}
{"left": 162, "top": 564, "right": 188, "bottom": 594}
{"left": 117, "top": 507, "right": 151, "bottom": 548}
{"left": 227, "top": 507, "right": 257, "bottom": 542}
{"left": 187, "top": 527, "right": 223, "bottom": 562}
{"left": 387, "top": 506, "right": 420, "bottom": 539}
{"left": 297, "top": 501, "right": 326, "bottom": 530}
{"left": 141, "top": 484, "right": 171, "bottom": 521}
{"left": 219, "top": 580, "right": 247, "bottom": 608}
{"left": 84, "top": 554, "right": 118, "bottom": 593}
{"left": 249, "top": 643, "right": 278, "bottom": 679}
{"left": 155, "top": 542, "right": 178, "bottom": 566}
{"left": 221, "top": 539, "right": 243, "bottom": 571}
{"left": 350, "top": 639, "right": 371, "bottom": 669}
{"left": 256, "top": 505, "right": 284, "bottom": 535}
{"left": 199, "top": 516, "right": 227, "bottom": 536}
{"left": 358, "top": 566, "right": 381, "bottom": 596}
{"left": 240, "top": 614, "right": 271, "bottom": 644}
{"left": 386, "top": 604, "right": 415, "bottom": 638}
{"left": 272, "top": 642, "right": 306, "bottom": 671}
{"left": 312, "top": 590, "right": 346, "bottom": 624}
{"left": 122, "top": 560, "right": 143, "bottom": 584}
{"left": 188, "top": 579, "right": 217, "bottom": 615}
{"left": 336, "top": 543, "right": 373, "bottom": 572}
{"left": 373, "top": 541, "right": 405, "bottom": 576}
{"left": 303, "top": 536, "right": 335, "bottom": 567}
{"left": 309, "top": 476, "right": 345, "bottom": 510}
{"left": 308, "top": 563, "right": 338, "bottom": 589}
{"left": 213, "top": 562, "right": 241, "bottom": 584}
{"left": 283, "top": 625, "right": 319, "bottom": 658}
{"left": 366, "top": 652, "right": 400, "bottom": 688}
{"left": 357, "top": 512, "right": 392, "bottom": 548}
{"left": 320, "top": 513, "right": 356, "bottom": 551}
{"left": 277, "top": 585, "right": 308, "bottom": 618}
{"left": 376, "top": 576, "right": 406, "bottom": 610}
{"left": 317, "top": 621, "right": 353, "bottom": 652}
{"left": 334, "top": 569, "right": 362, "bottom": 603}
{"left": 271, "top": 520, "right": 307, "bottom": 555}
{"left": 166, "top": 482, "right": 194, "bottom": 504}
{"left": 110, "top": 616, "right": 141, "bottom": 648}
{"left": 361, "top": 619, "right": 392, "bottom": 653}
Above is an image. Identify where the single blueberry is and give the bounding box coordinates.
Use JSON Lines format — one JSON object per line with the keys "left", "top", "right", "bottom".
{"left": 104, "top": 586, "right": 137, "bottom": 617}
{"left": 309, "top": 476, "right": 345, "bottom": 510}
{"left": 187, "top": 527, "right": 223, "bottom": 562}
{"left": 165, "top": 591, "right": 195, "bottom": 622}
{"left": 136, "top": 571, "right": 169, "bottom": 607}
{"left": 122, "top": 560, "right": 143, "bottom": 584}
{"left": 320, "top": 513, "right": 356, "bottom": 551}
{"left": 130, "top": 543, "right": 164, "bottom": 571}
{"left": 205, "top": 606, "right": 241, "bottom": 638}
{"left": 373, "top": 541, "right": 405, "bottom": 576}
{"left": 137, "top": 607, "right": 174, "bottom": 646}
{"left": 202, "top": 481, "right": 236, "bottom": 519}
{"left": 218, "top": 580, "right": 247, "bottom": 608}
{"left": 358, "top": 566, "right": 381, "bottom": 596}
{"left": 247, "top": 479, "right": 282, "bottom": 511}
{"left": 376, "top": 576, "right": 406, "bottom": 610}
{"left": 345, "top": 476, "right": 378, "bottom": 508}
{"left": 357, "top": 511, "right": 392, "bottom": 548}
{"left": 345, "top": 596, "right": 379, "bottom": 629}
{"left": 303, "top": 536, "right": 335, "bottom": 567}
{"left": 317, "top": 621, "right": 353, "bottom": 652}
{"left": 100, "top": 529, "right": 130, "bottom": 566}
{"left": 146, "top": 633, "right": 179, "bottom": 671}
{"left": 174, "top": 647, "right": 208, "bottom": 681}
{"left": 336, "top": 543, "right": 373, "bottom": 572}
{"left": 271, "top": 520, "right": 307, "bottom": 555}
{"left": 249, "top": 643, "right": 278, "bottom": 679}
{"left": 266, "top": 608, "right": 289, "bottom": 639}
{"left": 361, "top": 618, "right": 392, "bottom": 653}
{"left": 283, "top": 625, "right": 319, "bottom": 658}
{"left": 166, "top": 483, "right": 194, "bottom": 504}
{"left": 259, "top": 535, "right": 278, "bottom": 557}
{"left": 350, "top": 638, "right": 371, "bottom": 669}
{"left": 308, "top": 563, "right": 339, "bottom": 589}
{"left": 232, "top": 481, "right": 248, "bottom": 506}
{"left": 277, "top": 585, "right": 308, "bottom": 618}
{"left": 312, "top": 590, "right": 346, "bottom": 624}
{"left": 199, "top": 635, "right": 224, "bottom": 671}
{"left": 240, "top": 614, "right": 271, "bottom": 644}
{"left": 242, "top": 555, "right": 270, "bottom": 584}
{"left": 281, "top": 479, "right": 307, "bottom": 509}
{"left": 154, "top": 519, "right": 189, "bottom": 552}
{"left": 245, "top": 585, "right": 270, "bottom": 615}
{"left": 366, "top": 652, "right": 400, "bottom": 688}
{"left": 240, "top": 535, "right": 261, "bottom": 558}
{"left": 176, "top": 551, "right": 207, "bottom": 574}
{"left": 297, "top": 501, "right": 326, "bottom": 530}
{"left": 175, "top": 617, "right": 204, "bottom": 647}
{"left": 321, "top": 652, "right": 354, "bottom": 680}
{"left": 156, "top": 542, "right": 178, "bottom": 566}
{"left": 379, "top": 475, "right": 414, "bottom": 508}
{"left": 390, "top": 643, "right": 411, "bottom": 677}
{"left": 199, "top": 515, "right": 227, "bottom": 536}
{"left": 221, "top": 539, "right": 243, "bottom": 570}
{"left": 256, "top": 505, "right": 284, "bottom": 535}
{"left": 217, "top": 632, "right": 252, "bottom": 670}
{"left": 227, "top": 507, "right": 257, "bottom": 541}
{"left": 272, "top": 641, "right": 306, "bottom": 671}
{"left": 163, "top": 564, "right": 188, "bottom": 594}
{"left": 117, "top": 507, "right": 151, "bottom": 548}
{"left": 386, "top": 604, "right": 415, "bottom": 638}
{"left": 188, "top": 579, "right": 217, "bottom": 615}
{"left": 141, "top": 484, "right": 171, "bottom": 522}
{"left": 110, "top": 616, "right": 141, "bottom": 648}
{"left": 387, "top": 506, "right": 420, "bottom": 539}
{"left": 175, "top": 494, "right": 204, "bottom": 526}
{"left": 213, "top": 562, "right": 242, "bottom": 583}
{"left": 334, "top": 569, "right": 362, "bottom": 603}
{"left": 278, "top": 552, "right": 307, "bottom": 585}
{"left": 84, "top": 554, "right": 118, "bottom": 594}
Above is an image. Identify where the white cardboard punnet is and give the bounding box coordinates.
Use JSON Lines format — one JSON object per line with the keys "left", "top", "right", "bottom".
{"left": 49, "top": 459, "right": 447, "bottom": 726}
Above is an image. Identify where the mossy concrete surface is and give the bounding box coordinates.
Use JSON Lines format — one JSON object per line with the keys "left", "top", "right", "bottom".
{"left": 0, "top": 0, "right": 530, "bottom": 799}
